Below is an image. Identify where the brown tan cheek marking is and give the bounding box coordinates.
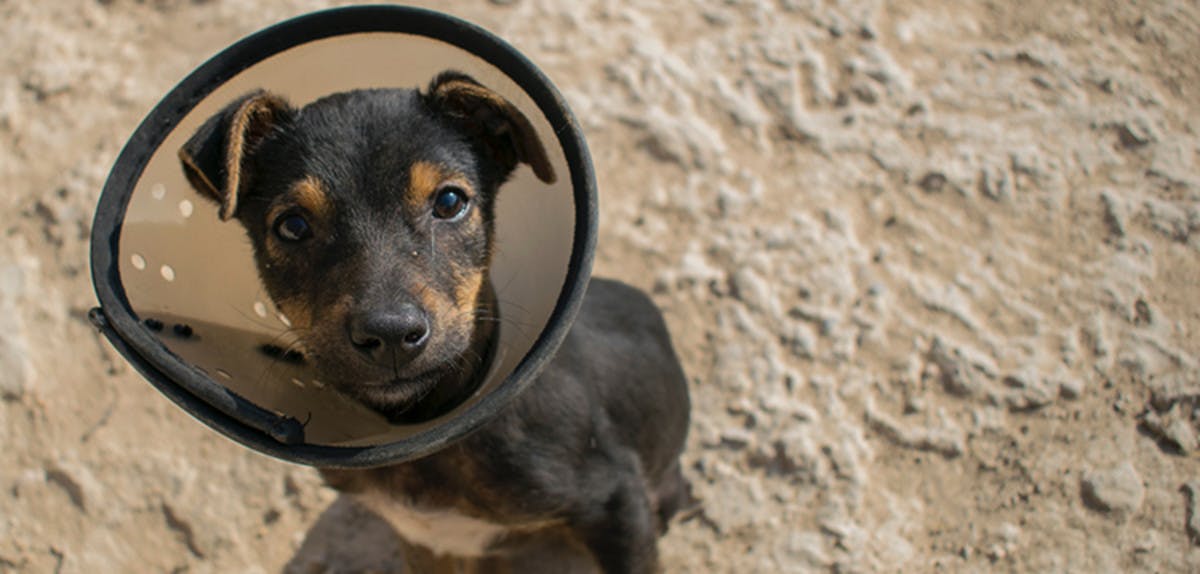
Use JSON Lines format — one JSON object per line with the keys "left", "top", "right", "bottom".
{"left": 413, "top": 282, "right": 447, "bottom": 325}
{"left": 299, "top": 293, "right": 356, "bottom": 360}
{"left": 274, "top": 296, "right": 313, "bottom": 331}
{"left": 453, "top": 270, "right": 485, "bottom": 317}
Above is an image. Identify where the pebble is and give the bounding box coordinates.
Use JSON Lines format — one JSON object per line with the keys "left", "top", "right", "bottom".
{"left": 1143, "top": 197, "right": 1199, "bottom": 244}
{"left": 1112, "top": 117, "right": 1155, "bottom": 149}
{"left": 784, "top": 323, "right": 817, "bottom": 359}
{"left": 926, "top": 338, "right": 984, "bottom": 398}
{"left": 978, "top": 163, "right": 1012, "bottom": 201}
{"left": 918, "top": 171, "right": 949, "bottom": 193}
{"left": 1058, "top": 378, "right": 1084, "bottom": 400}
{"left": 1147, "top": 371, "right": 1199, "bottom": 411}
{"left": 719, "top": 427, "right": 754, "bottom": 450}
{"left": 1099, "top": 190, "right": 1127, "bottom": 240}
{"left": 729, "top": 268, "right": 776, "bottom": 314}
{"left": 1081, "top": 463, "right": 1144, "bottom": 518}
{"left": 1139, "top": 405, "right": 1197, "bottom": 454}
{"left": 865, "top": 405, "right": 964, "bottom": 458}
{"left": 1004, "top": 379, "right": 1055, "bottom": 412}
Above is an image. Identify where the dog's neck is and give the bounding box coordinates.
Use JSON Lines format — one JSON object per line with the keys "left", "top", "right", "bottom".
{"left": 384, "top": 281, "right": 499, "bottom": 424}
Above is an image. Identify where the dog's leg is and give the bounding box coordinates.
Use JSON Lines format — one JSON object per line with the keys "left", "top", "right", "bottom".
{"left": 652, "top": 460, "right": 692, "bottom": 535}
{"left": 572, "top": 471, "right": 659, "bottom": 574}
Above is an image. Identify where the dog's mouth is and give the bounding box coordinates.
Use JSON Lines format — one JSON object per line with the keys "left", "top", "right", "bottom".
{"left": 301, "top": 341, "right": 489, "bottom": 422}
{"left": 359, "top": 371, "right": 443, "bottom": 400}
{"left": 361, "top": 366, "right": 451, "bottom": 394}
{"left": 322, "top": 357, "right": 448, "bottom": 392}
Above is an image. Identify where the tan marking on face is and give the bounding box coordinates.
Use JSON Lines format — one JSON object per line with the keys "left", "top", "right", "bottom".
{"left": 296, "top": 293, "right": 356, "bottom": 367}
{"left": 265, "top": 176, "right": 332, "bottom": 226}
{"left": 262, "top": 176, "right": 332, "bottom": 261}
{"left": 407, "top": 161, "right": 444, "bottom": 212}
{"left": 292, "top": 175, "right": 331, "bottom": 221}
{"left": 406, "top": 161, "right": 474, "bottom": 214}
{"left": 274, "top": 296, "right": 313, "bottom": 331}
{"left": 412, "top": 282, "right": 444, "bottom": 322}
{"left": 453, "top": 270, "right": 485, "bottom": 317}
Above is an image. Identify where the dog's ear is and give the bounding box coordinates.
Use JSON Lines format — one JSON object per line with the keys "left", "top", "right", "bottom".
{"left": 425, "top": 71, "right": 556, "bottom": 184}
{"left": 178, "top": 91, "right": 293, "bottom": 220}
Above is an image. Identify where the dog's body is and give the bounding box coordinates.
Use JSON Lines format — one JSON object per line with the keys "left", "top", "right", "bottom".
{"left": 179, "top": 72, "right": 690, "bottom": 573}
{"left": 324, "top": 278, "right": 691, "bottom": 572}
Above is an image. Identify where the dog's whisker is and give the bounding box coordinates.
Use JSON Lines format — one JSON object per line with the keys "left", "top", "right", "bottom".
{"left": 226, "top": 301, "right": 290, "bottom": 333}
{"left": 458, "top": 306, "right": 532, "bottom": 338}
{"left": 250, "top": 335, "right": 310, "bottom": 388}
{"left": 495, "top": 297, "right": 534, "bottom": 316}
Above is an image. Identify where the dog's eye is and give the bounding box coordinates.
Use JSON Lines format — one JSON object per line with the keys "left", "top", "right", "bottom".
{"left": 432, "top": 185, "right": 470, "bottom": 220}
{"left": 274, "top": 214, "right": 312, "bottom": 242}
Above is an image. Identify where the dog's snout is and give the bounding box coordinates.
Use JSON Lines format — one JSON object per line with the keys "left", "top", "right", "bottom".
{"left": 348, "top": 304, "right": 431, "bottom": 362}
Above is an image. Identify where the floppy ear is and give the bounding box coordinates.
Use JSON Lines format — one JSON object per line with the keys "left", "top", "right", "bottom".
{"left": 425, "top": 71, "right": 556, "bottom": 184}
{"left": 178, "top": 90, "right": 292, "bottom": 220}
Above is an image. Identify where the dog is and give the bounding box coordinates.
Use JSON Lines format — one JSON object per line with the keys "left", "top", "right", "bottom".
{"left": 178, "top": 71, "right": 692, "bottom": 573}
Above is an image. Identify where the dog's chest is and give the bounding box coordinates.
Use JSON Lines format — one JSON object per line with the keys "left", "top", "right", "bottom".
{"left": 356, "top": 490, "right": 508, "bottom": 557}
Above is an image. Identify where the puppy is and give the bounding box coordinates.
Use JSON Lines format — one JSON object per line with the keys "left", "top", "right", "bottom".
{"left": 178, "top": 71, "right": 691, "bottom": 573}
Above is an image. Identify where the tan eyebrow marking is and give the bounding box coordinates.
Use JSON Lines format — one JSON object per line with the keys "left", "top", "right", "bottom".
{"left": 292, "top": 175, "right": 331, "bottom": 219}
{"left": 406, "top": 161, "right": 473, "bottom": 213}
{"left": 263, "top": 176, "right": 331, "bottom": 261}
{"left": 266, "top": 176, "right": 332, "bottom": 227}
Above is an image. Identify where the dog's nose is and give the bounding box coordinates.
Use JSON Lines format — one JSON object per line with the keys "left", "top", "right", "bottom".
{"left": 348, "top": 304, "right": 431, "bottom": 363}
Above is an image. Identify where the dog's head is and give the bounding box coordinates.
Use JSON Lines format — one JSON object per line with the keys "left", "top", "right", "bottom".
{"left": 178, "top": 71, "right": 555, "bottom": 421}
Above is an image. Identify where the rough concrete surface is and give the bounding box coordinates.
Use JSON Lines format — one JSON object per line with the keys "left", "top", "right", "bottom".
{"left": 2, "top": 0, "right": 1198, "bottom": 572}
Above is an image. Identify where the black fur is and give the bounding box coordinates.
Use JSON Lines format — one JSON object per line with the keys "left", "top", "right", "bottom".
{"left": 180, "top": 71, "right": 691, "bottom": 573}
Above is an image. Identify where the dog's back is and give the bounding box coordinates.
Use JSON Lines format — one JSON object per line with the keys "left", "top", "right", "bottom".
{"left": 533, "top": 277, "right": 690, "bottom": 490}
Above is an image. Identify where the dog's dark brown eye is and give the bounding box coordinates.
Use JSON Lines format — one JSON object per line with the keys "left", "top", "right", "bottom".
{"left": 432, "top": 185, "right": 469, "bottom": 220}
{"left": 274, "top": 213, "right": 312, "bottom": 242}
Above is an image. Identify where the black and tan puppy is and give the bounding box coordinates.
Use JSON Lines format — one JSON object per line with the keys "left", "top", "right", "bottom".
{"left": 178, "top": 71, "right": 691, "bottom": 573}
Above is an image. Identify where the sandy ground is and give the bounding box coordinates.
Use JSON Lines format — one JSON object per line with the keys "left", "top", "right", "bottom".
{"left": 2, "top": 0, "right": 1199, "bottom": 572}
